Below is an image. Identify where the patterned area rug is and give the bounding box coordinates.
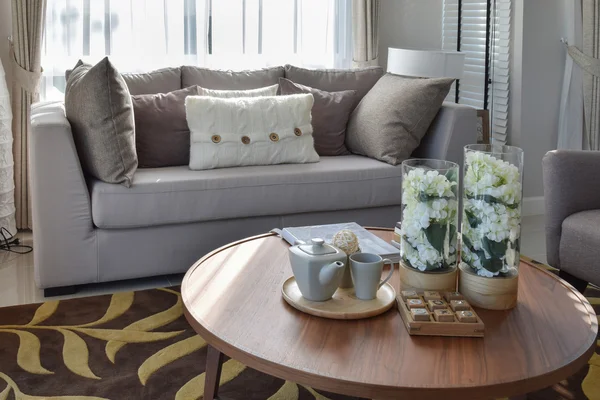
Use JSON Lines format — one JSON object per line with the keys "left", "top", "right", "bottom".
{"left": 0, "top": 263, "right": 598, "bottom": 400}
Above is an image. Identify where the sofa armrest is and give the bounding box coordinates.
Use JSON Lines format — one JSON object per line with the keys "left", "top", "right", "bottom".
{"left": 412, "top": 102, "right": 478, "bottom": 166}
{"left": 542, "top": 150, "right": 600, "bottom": 268}
{"left": 31, "top": 101, "right": 98, "bottom": 288}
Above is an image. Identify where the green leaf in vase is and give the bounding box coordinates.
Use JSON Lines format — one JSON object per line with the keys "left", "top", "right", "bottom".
{"left": 425, "top": 223, "right": 447, "bottom": 254}
{"left": 481, "top": 237, "right": 508, "bottom": 259}
{"left": 465, "top": 210, "right": 481, "bottom": 228}
{"left": 418, "top": 192, "right": 454, "bottom": 202}
{"left": 445, "top": 168, "right": 458, "bottom": 183}
{"left": 479, "top": 254, "right": 504, "bottom": 273}
{"left": 462, "top": 235, "right": 475, "bottom": 252}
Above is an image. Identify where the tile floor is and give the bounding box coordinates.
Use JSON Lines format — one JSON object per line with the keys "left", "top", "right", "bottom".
{"left": 0, "top": 216, "right": 548, "bottom": 308}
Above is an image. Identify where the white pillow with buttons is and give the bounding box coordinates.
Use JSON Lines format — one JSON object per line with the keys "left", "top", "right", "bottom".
{"left": 186, "top": 93, "right": 319, "bottom": 170}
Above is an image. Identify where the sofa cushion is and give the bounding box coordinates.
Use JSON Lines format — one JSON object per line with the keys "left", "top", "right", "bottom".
{"left": 90, "top": 155, "right": 402, "bottom": 229}
{"left": 132, "top": 86, "right": 200, "bottom": 168}
{"left": 122, "top": 67, "right": 182, "bottom": 95}
{"left": 65, "top": 58, "right": 137, "bottom": 187}
{"left": 182, "top": 66, "right": 284, "bottom": 89}
{"left": 346, "top": 74, "right": 454, "bottom": 166}
{"left": 187, "top": 93, "right": 319, "bottom": 170}
{"left": 283, "top": 65, "right": 383, "bottom": 108}
{"left": 66, "top": 66, "right": 181, "bottom": 95}
{"left": 560, "top": 210, "right": 600, "bottom": 285}
{"left": 198, "top": 84, "right": 279, "bottom": 97}
{"left": 278, "top": 78, "right": 355, "bottom": 156}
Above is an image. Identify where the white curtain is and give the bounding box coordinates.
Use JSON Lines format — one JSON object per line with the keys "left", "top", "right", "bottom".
{"left": 0, "top": 58, "right": 15, "bottom": 236}
{"left": 352, "top": 0, "right": 379, "bottom": 68}
{"left": 558, "top": 0, "right": 584, "bottom": 150}
{"left": 42, "top": 0, "right": 352, "bottom": 100}
{"left": 11, "top": 0, "right": 46, "bottom": 231}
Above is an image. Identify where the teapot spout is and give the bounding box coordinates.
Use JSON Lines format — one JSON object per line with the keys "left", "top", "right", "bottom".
{"left": 318, "top": 261, "right": 345, "bottom": 286}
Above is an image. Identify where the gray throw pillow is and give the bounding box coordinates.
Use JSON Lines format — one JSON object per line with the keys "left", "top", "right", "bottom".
{"left": 66, "top": 66, "right": 182, "bottom": 95}
{"left": 278, "top": 78, "right": 356, "bottom": 156}
{"left": 132, "top": 86, "right": 200, "bottom": 168}
{"left": 346, "top": 73, "right": 454, "bottom": 166}
{"left": 283, "top": 64, "right": 383, "bottom": 108}
{"left": 65, "top": 58, "right": 137, "bottom": 187}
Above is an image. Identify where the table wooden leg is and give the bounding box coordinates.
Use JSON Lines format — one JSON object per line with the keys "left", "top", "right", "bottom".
{"left": 204, "top": 345, "right": 224, "bottom": 400}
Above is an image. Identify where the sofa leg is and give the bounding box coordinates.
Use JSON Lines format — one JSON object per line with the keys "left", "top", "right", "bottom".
{"left": 558, "top": 270, "right": 588, "bottom": 294}
{"left": 44, "top": 285, "right": 77, "bottom": 297}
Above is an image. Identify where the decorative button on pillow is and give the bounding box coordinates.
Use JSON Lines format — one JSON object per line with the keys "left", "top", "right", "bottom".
{"left": 186, "top": 93, "right": 319, "bottom": 170}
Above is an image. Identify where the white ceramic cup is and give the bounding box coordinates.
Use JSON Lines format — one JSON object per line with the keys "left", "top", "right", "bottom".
{"left": 349, "top": 253, "right": 394, "bottom": 300}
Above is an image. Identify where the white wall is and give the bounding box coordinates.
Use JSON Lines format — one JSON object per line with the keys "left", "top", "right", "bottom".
{"left": 378, "top": 0, "right": 443, "bottom": 69}
{"left": 510, "top": 0, "right": 567, "bottom": 199}
{"left": 0, "top": 1, "right": 12, "bottom": 95}
{"left": 378, "top": 0, "right": 568, "bottom": 202}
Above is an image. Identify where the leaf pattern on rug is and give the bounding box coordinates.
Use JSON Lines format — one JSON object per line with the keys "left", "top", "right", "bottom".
{"left": 0, "top": 372, "right": 109, "bottom": 400}
{"left": 0, "top": 329, "right": 53, "bottom": 375}
{"left": 175, "top": 359, "right": 247, "bottom": 400}
{"left": 106, "top": 288, "right": 183, "bottom": 363}
{"left": 138, "top": 335, "right": 206, "bottom": 385}
{"left": 0, "top": 290, "right": 185, "bottom": 380}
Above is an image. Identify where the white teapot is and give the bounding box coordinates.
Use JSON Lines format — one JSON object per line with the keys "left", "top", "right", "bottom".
{"left": 288, "top": 238, "right": 347, "bottom": 301}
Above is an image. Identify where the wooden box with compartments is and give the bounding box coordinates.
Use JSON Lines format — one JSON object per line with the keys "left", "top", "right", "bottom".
{"left": 396, "top": 290, "right": 485, "bottom": 337}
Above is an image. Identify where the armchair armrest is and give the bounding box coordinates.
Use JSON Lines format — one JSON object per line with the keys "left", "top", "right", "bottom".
{"left": 542, "top": 150, "right": 600, "bottom": 268}
{"left": 412, "top": 102, "right": 478, "bottom": 166}
{"left": 31, "top": 101, "right": 98, "bottom": 288}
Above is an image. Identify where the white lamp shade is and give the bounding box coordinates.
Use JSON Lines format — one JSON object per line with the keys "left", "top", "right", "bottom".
{"left": 0, "top": 59, "right": 16, "bottom": 236}
{"left": 387, "top": 48, "right": 465, "bottom": 79}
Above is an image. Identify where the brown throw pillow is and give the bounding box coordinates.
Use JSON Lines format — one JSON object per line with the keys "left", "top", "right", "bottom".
{"left": 65, "top": 58, "right": 137, "bottom": 187}
{"left": 346, "top": 74, "right": 454, "bottom": 166}
{"left": 278, "top": 78, "right": 356, "bottom": 156}
{"left": 132, "top": 86, "right": 200, "bottom": 168}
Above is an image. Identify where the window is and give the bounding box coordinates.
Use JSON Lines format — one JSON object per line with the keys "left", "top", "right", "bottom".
{"left": 42, "top": 0, "right": 352, "bottom": 100}
{"left": 442, "top": 0, "right": 511, "bottom": 145}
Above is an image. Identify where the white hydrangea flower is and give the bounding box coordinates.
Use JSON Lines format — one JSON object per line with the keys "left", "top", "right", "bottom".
{"left": 462, "top": 151, "right": 522, "bottom": 277}
{"left": 400, "top": 167, "right": 458, "bottom": 271}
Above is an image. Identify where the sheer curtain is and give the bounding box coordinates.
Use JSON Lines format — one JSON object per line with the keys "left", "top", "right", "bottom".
{"left": 557, "top": 0, "right": 584, "bottom": 150}
{"left": 41, "top": 0, "right": 352, "bottom": 100}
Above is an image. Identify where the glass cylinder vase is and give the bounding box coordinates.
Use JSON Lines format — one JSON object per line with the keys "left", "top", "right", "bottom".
{"left": 400, "top": 159, "right": 460, "bottom": 273}
{"left": 461, "top": 144, "right": 524, "bottom": 278}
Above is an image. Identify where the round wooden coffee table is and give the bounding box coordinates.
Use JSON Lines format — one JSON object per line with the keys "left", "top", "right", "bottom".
{"left": 182, "top": 228, "right": 597, "bottom": 400}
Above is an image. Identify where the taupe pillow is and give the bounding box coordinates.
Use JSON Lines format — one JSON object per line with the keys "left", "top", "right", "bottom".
{"left": 346, "top": 74, "right": 454, "bottom": 165}
{"left": 65, "top": 58, "right": 137, "bottom": 187}
{"left": 181, "top": 66, "right": 284, "bottom": 89}
{"left": 283, "top": 64, "right": 383, "bottom": 108}
{"left": 132, "top": 86, "right": 200, "bottom": 168}
{"left": 278, "top": 78, "right": 356, "bottom": 156}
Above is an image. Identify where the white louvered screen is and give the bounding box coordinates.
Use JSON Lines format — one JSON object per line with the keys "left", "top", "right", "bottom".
{"left": 489, "top": 0, "right": 511, "bottom": 145}
{"left": 442, "top": 0, "right": 511, "bottom": 145}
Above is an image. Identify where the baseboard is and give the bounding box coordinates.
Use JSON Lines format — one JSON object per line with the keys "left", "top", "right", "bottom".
{"left": 522, "top": 196, "right": 545, "bottom": 217}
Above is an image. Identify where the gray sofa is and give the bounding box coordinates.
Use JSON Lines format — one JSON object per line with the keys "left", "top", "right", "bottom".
{"left": 31, "top": 65, "right": 477, "bottom": 295}
{"left": 543, "top": 150, "right": 600, "bottom": 292}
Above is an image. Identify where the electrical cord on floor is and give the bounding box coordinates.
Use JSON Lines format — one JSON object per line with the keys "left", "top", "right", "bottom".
{"left": 0, "top": 227, "right": 32, "bottom": 254}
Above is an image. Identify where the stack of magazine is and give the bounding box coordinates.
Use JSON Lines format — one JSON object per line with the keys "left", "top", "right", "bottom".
{"left": 272, "top": 222, "right": 400, "bottom": 263}
{"left": 392, "top": 222, "right": 401, "bottom": 249}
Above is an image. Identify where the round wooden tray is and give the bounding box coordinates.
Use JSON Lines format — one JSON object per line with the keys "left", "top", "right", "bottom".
{"left": 281, "top": 276, "right": 396, "bottom": 320}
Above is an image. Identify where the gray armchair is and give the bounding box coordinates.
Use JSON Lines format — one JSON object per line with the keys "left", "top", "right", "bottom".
{"left": 543, "top": 150, "right": 600, "bottom": 292}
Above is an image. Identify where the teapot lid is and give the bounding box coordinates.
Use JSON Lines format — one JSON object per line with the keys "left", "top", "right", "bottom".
{"left": 299, "top": 238, "right": 337, "bottom": 256}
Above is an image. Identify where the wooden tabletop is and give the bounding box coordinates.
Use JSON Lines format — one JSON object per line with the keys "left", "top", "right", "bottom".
{"left": 182, "top": 228, "right": 598, "bottom": 400}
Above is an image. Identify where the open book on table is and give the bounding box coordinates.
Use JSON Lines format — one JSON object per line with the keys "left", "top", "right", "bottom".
{"left": 271, "top": 222, "right": 400, "bottom": 263}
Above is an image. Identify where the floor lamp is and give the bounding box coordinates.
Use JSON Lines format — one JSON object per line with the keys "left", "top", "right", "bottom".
{"left": 0, "top": 59, "right": 16, "bottom": 237}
